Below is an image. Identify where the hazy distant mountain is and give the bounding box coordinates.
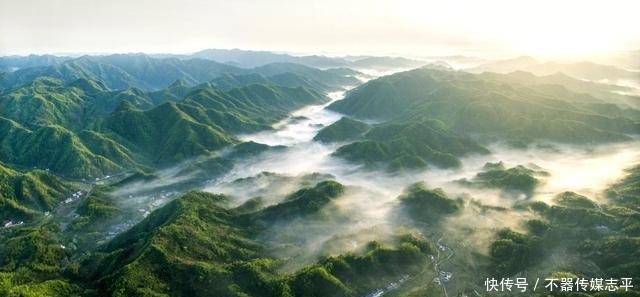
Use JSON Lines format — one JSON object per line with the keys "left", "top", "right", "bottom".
{"left": 350, "top": 56, "right": 427, "bottom": 69}
{"left": 593, "top": 49, "right": 640, "bottom": 70}
{"left": 0, "top": 54, "right": 72, "bottom": 72}
{"left": 0, "top": 54, "right": 249, "bottom": 91}
{"left": 466, "top": 56, "right": 540, "bottom": 73}
{"left": 0, "top": 54, "right": 361, "bottom": 92}
{"left": 525, "top": 61, "right": 639, "bottom": 81}
{"left": 483, "top": 71, "right": 640, "bottom": 110}
{"left": 155, "top": 48, "right": 428, "bottom": 70}
{"left": 330, "top": 68, "right": 639, "bottom": 140}
{"left": 468, "top": 56, "right": 639, "bottom": 82}
{"left": 209, "top": 72, "right": 332, "bottom": 92}
{"left": 252, "top": 62, "right": 361, "bottom": 88}
{"left": 188, "top": 48, "right": 351, "bottom": 68}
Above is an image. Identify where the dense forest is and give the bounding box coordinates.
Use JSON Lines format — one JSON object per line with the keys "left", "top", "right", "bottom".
{"left": 0, "top": 50, "right": 639, "bottom": 296}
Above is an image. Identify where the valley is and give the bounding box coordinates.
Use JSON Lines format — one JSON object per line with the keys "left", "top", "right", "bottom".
{"left": 0, "top": 50, "right": 639, "bottom": 297}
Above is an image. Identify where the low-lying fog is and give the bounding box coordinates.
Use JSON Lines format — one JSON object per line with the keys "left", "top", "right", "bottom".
{"left": 200, "top": 77, "right": 640, "bottom": 268}
{"left": 102, "top": 66, "right": 639, "bottom": 271}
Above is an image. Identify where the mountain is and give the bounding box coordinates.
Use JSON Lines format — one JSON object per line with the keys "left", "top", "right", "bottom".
{"left": 0, "top": 76, "right": 327, "bottom": 177}
{"left": 486, "top": 163, "right": 640, "bottom": 280}
{"left": 253, "top": 62, "right": 360, "bottom": 88}
{"left": 209, "top": 72, "right": 334, "bottom": 93}
{"left": 0, "top": 118, "right": 130, "bottom": 178}
{"left": 466, "top": 56, "right": 539, "bottom": 74}
{"left": 469, "top": 56, "right": 639, "bottom": 82}
{"left": 593, "top": 49, "right": 640, "bottom": 70}
{"left": 0, "top": 73, "right": 333, "bottom": 134}
{"left": 483, "top": 71, "right": 640, "bottom": 111}
{"left": 0, "top": 224, "right": 81, "bottom": 296}
{"left": 168, "top": 49, "right": 428, "bottom": 71}
{"left": 0, "top": 54, "right": 246, "bottom": 90}
{"left": 456, "top": 162, "right": 549, "bottom": 198}
{"left": 244, "top": 180, "right": 345, "bottom": 225}
{"left": 84, "top": 185, "right": 433, "bottom": 297}
{"left": 328, "top": 67, "right": 639, "bottom": 145}
{"left": 332, "top": 118, "right": 489, "bottom": 171}
{"left": 0, "top": 54, "right": 72, "bottom": 72}
{"left": 0, "top": 163, "right": 77, "bottom": 222}
{"left": 188, "top": 48, "right": 351, "bottom": 68}
{"left": 176, "top": 83, "right": 327, "bottom": 127}
{"left": 606, "top": 164, "right": 640, "bottom": 211}
{"left": 350, "top": 56, "right": 426, "bottom": 70}
{"left": 398, "top": 183, "right": 461, "bottom": 224}
{"left": 208, "top": 73, "right": 271, "bottom": 91}
{"left": 87, "top": 84, "right": 326, "bottom": 166}
{"left": 524, "top": 61, "right": 640, "bottom": 81}
{"left": 94, "top": 102, "right": 238, "bottom": 165}
{"left": 313, "top": 117, "right": 370, "bottom": 143}
{"left": 0, "top": 54, "right": 362, "bottom": 95}
{"left": 0, "top": 77, "right": 136, "bottom": 130}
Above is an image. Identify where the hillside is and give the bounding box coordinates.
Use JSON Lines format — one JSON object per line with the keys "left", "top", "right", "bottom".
{"left": 0, "top": 79, "right": 327, "bottom": 177}
{"left": 0, "top": 163, "right": 77, "bottom": 222}
{"left": 82, "top": 184, "right": 433, "bottom": 297}
{"left": 0, "top": 54, "right": 362, "bottom": 93}
{"left": 456, "top": 162, "right": 549, "bottom": 198}
{"left": 332, "top": 118, "right": 488, "bottom": 171}
{"left": 328, "top": 68, "right": 639, "bottom": 145}
{"left": 0, "top": 118, "right": 129, "bottom": 178}
{"left": 469, "top": 57, "right": 640, "bottom": 82}
{"left": 0, "top": 54, "right": 245, "bottom": 90}
{"left": 313, "top": 117, "right": 370, "bottom": 143}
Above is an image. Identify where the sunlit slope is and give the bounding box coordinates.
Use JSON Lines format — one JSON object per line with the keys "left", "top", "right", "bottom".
{"left": 455, "top": 162, "right": 549, "bottom": 198}
{"left": 483, "top": 164, "right": 640, "bottom": 281}
{"left": 470, "top": 57, "right": 640, "bottom": 82}
{"left": 328, "top": 68, "right": 639, "bottom": 144}
{"left": 86, "top": 182, "right": 433, "bottom": 297}
{"left": 0, "top": 80, "right": 327, "bottom": 177}
{"left": 0, "top": 163, "right": 76, "bottom": 222}
{"left": 0, "top": 77, "right": 113, "bottom": 130}
{"left": 332, "top": 118, "right": 489, "bottom": 171}
{"left": 313, "top": 117, "right": 370, "bottom": 143}
{"left": 0, "top": 117, "right": 130, "bottom": 178}
{"left": 0, "top": 224, "right": 82, "bottom": 296}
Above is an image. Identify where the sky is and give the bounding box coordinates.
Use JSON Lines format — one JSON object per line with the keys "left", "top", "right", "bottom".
{"left": 1, "top": 0, "right": 639, "bottom": 58}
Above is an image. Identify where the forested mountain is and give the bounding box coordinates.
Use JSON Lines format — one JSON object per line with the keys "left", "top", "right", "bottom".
{"left": 332, "top": 118, "right": 489, "bottom": 171}
{"left": 313, "top": 117, "right": 370, "bottom": 143}
{"left": 0, "top": 55, "right": 244, "bottom": 90}
{"left": 0, "top": 163, "right": 77, "bottom": 222}
{"left": 161, "top": 48, "right": 427, "bottom": 70}
{"left": 187, "top": 48, "right": 352, "bottom": 68}
{"left": 469, "top": 56, "right": 640, "bottom": 82}
{"left": 0, "top": 64, "right": 329, "bottom": 178}
{"left": 329, "top": 68, "right": 638, "bottom": 142}
{"left": 325, "top": 67, "right": 640, "bottom": 170}
{"left": 0, "top": 54, "right": 72, "bottom": 72}
{"left": 0, "top": 54, "right": 360, "bottom": 91}
{"left": 1, "top": 50, "right": 640, "bottom": 297}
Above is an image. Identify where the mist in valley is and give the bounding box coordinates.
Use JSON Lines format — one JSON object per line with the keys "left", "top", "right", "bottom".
{"left": 3, "top": 1, "right": 640, "bottom": 295}
{"left": 47, "top": 63, "right": 639, "bottom": 294}
{"left": 193, "top": 67, "right": 640, "bottom": 273}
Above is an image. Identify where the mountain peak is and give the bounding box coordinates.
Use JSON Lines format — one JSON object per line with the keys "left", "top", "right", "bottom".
{"left": 67, "top": 78, "right": 107, "bottom": 93}
{"left": 114, "top": 100, "right": 137, "bottom": 113}
{"left": 168, "top": 78, "right": 187, "bottom": 89}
